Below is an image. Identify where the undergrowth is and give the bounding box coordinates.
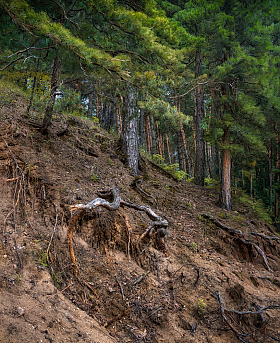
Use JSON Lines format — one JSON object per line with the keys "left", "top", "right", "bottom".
{"left": 233, "top": 189, "right": 272, "bottom": 224}
{"left": 0, "top": 79, "right": 28, "bottom": 107}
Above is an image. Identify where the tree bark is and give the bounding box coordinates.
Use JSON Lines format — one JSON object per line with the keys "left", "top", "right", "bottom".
{"left": 166, "top": 134, "right": 172, "bottom": 165}
{"left": 121, "top": 90, "right": 139, "bottom": 175}
{"left": 269, "top": 139, "right": 273, "bottom": 210}
{"left": 139, "top": 109, "right": 145, "bottom": 148}
{"left": 87, "top": 83, "right": 94, "bottom": 118}
{"left": 41, "top": 53, "right": 61, "bottom": 134}
{"left": 219, "top": 127, "right": 231, "bottom": 210}
{"left": 275, "top": 125, "right": 279, "bottom": 218}
{"left": 150, "top": 115, "right": 157, "bottom": 156}
{"left": 180, "top": 124, "right": 192, "bottom": 176}
{"left": 194, "top": 48, "right": 206, "bottom": 186}
{"left": 26, "top": 58, "right": 40, "bottom": 116}
{"left": 177, "top": 130, "right": 183, "bottom": 171}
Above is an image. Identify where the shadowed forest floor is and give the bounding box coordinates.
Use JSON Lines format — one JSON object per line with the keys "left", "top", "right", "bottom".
{"left": 0, "top": 92, "right": 280, "bottom": 343}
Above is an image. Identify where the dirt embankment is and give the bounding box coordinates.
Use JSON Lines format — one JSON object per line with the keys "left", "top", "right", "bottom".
{"left": 0, "top": 97, "right": 280, "bottom": 343}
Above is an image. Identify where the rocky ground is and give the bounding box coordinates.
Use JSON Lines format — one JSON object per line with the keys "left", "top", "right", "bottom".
{"left": 0, "top": 88, "right": 279, "bottom": 343}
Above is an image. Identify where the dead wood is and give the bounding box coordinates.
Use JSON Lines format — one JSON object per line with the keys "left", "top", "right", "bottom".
{"left": 46, "top": 204, "right": 58, "bottom": 257}
{"left": 216, "top": 292, "right": 249, "bottom": 343}
{"left": 248, "top": 231, "right": 280, "bottom": 242}
{"left": 202, "top": 213, "right": 274, "bottom": 272}
{"left": 131, "top": 271, "right": 150, "bottom": 286}
{"left": 201, "top": 213, "right": 243, "bottom": 237}
{"left": 216, "top": 292, "right": 280, "bottom": 343}
{"left": 115, "top": 274, "right": 125, "bottom": 302}
{"left": 132, "top": 178, "right": 158, "bottom": 208}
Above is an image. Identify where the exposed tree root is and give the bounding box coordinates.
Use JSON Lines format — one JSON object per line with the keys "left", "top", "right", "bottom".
{"left": 202, "top": 213, "right": 275, "bottom": 272}
{"left": 216, "top": 292, "right": 280, "bottom": 343}
{"left": 4, "top": 140, "right": 27, "bottom": 271}
{"left": 67, "top": 209, "right": 86, "bottom": 276}
{"left": 68, "top": 187, "right": 169, "bottom": 275}
{"left": 132, "top": 178, "right": 158, "bottom": 208}
{"left": 249, "top": 231, "right": 280, "bottom": 242}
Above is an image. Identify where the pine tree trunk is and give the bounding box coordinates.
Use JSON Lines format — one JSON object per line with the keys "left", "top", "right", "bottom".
{"left": 180, "top": 124, "right": 192, "bottom": 176}
{"left": 145, "top": 114, "right": 152, "bottom": 155}
{"left": 121, "top": 91, "right": 139, "bottom": 175}
{"left": 194, "top": 48, "right": 205, "bottom": 186}
{"left": 166, "top": 134, "right": 171, "bottom": 165}
{"left": 87, "top": 83, "right": 94, "bottom": 118}
{"left": 209, "top": 144, "right": 217, "bottom": 178}
{"left": 150, "top": 115, "right": 157, "bottom": 156}
{"left": 219, "top": 127, "right": 231, "bottom": 210}
{"left": 275, "top": 125, "right": 279, "bottom": 218}
{"left": 177, "top": 131, "right": 183, "bottom": 170}
{"left": 41, "top": 53, "right": 61, "bottom": 134}
{"left": 26, "top": 58, "right": 40, "bottom": 116}
{"left": 269, "top": 139, "right": 273, "bottom": 210}
{"left": 139, "top": 109, "right": 145, "bottom": 148}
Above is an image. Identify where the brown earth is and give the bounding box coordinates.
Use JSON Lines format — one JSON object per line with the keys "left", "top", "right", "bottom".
{"left": 0, "top": 92, "right": 280, "bottom": 343}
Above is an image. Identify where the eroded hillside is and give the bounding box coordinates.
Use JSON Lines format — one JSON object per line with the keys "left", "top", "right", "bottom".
{"left": 0, "top": 92, "right": 280, "bottom": 343}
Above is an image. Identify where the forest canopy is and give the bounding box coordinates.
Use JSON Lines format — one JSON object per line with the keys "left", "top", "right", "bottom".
{"left": 0, "top": 0, "right": 280, "bottom": 221}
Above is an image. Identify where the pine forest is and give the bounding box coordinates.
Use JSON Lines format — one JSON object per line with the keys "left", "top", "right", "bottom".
{"left": 1, "top": 1, "right": 280, "bottom": 342}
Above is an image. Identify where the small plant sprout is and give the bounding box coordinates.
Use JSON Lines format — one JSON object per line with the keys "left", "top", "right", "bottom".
{"left": 91, "top": 172, "right": 99, "bottom": 182}
{"left": 191, "top": 242, "right": 198, "bottom": 253}
{"left": 197, "top": 299, "right": 207, "bottom": 316}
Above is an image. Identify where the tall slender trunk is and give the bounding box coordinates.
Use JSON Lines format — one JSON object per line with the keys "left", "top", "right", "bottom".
{"left": 87, "top": 83, "right": 94, "bottom": 118}
{"left": 121, "top": 91, "right": 139, "bottom": 175}
{"left": 177, "top": 130, "right": 183, "bottom": 170}
{"left": 150, "top": 115, "right": 157, "bottom": 156}
{"left": 194, "top": 48, "right": 205, "bottom": 186}
{"left": 145, "top": 114, "right": 152, "bottom": 155}
{"left": 26, "top": 58, "right": 40, "bottom": 116}
{"left": 116, "top": 103, "right": 122, "bottom": 134}
{"left": 269, "top": 139, "right": 273, "bottom": 210}
{"left": 166, "top": 134, "right": 171, "bottom": 165}
{"left": 219, "top": 127, "right": 231, "bottom": 210}
{"left": 41, "top": 53, "right": 61, "bottom": 134}
{"left": 139, "top": 109, "right": 145, "bottom": 148}
{"left": 275, "top": 125, "right": 280, "bottom": 218}
{"left": 180, "top": 124, "right": 192, "bottom": 176}
{"left": 209, "top": 144, "right": 217, "bottom": 178}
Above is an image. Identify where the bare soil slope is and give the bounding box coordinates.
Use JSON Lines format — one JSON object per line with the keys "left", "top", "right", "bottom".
{"left": 0, "top": 92, "right": 280, "bottom": 343}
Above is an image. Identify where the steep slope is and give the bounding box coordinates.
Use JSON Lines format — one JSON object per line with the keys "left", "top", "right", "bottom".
{"left": 0, "top": 90, "right": 279, "bottom": 343}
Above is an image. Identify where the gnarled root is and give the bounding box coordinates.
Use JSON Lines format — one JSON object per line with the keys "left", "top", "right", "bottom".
{"left": 67, "top": 188, "right": 169, "bottom": 275}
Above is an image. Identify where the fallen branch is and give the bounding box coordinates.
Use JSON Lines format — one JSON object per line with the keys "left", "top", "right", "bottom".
{"left": 249, "top": 231, "right": 280, "bottom": 242}
{"left": 216, "top": 292, "right": 280, "bottom": 343}
{"left": 131, "top": 271, "right": 150, "bottom": 286}
{"left": 202, "top": 213, "right": 273, "bottom": 272}
{"left": 46, "top": 204, "right": 58, "bottom": 257}
{"left": 229, "top": 304, "right": 279, "bottom": 316}
{"left": 216, "top": 292, "right": 249, "bottom": 343}
{"left": 133, "top": 178, "right": 158, "bottom": 209}
{"left": 242, "top": 239, "right": 273, "bottom": 272}
{"left": 115, "top": 274, "right": 125, "bottom": 302}
{"left": 201, "top": 213, "right": 243, "bottom": 237}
